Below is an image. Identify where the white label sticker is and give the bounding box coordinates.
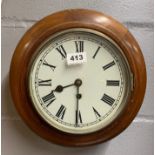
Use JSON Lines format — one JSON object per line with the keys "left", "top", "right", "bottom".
{"left": 67, "top": 52, "right": 87, "bottom": 65}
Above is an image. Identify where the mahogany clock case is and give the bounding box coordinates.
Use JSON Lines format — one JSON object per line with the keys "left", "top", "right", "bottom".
{"left": 9, "top": 9, "right": 146, "bottom": 147}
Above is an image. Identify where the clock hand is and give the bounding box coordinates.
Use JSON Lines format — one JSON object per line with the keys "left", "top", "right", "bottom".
{"left": 74, "top": 79, "right": 82, "bottom": 87}
{"left": 75, "top": 79, "right": 82, "bottom": 126}
{"left": 75, "top": 86, "right": 79, "bottom": 126}
{"left": 54, "top": 83, "right": 75, "bottom": 92}
{"left": 54, "top": 79, "right": 82, "bottom": 93}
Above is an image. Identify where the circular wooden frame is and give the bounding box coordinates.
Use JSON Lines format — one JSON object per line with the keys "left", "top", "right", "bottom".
{"left": 10, "top": 9, "right": 146, "bottom": 147}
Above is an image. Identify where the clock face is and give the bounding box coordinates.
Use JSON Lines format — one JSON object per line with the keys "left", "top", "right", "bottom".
{"left": 29, "top": 28, "right": 132, "bottom": 134}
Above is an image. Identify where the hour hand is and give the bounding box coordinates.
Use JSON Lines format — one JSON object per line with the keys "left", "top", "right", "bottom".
{"left": 54, "top": 83, "right": 74, "bottom": 93}
{"left": 54, "top": 79, "right": 82, "bottom": 93}
{"left": 54, "top": 85, "right": 64, "bottom": 92}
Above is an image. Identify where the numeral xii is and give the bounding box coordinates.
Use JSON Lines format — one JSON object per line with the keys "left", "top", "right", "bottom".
{"left": 75, "top": 41, "right": 84, "bottom": 52}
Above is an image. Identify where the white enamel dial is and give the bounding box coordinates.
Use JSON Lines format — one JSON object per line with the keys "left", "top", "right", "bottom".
{"left": 29, "top": 28, "right": 132, "bottom": 134}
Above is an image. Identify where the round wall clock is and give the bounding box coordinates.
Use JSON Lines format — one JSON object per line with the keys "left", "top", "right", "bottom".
{"left": 10, "top": 9, "right": 146, "bottom": 146}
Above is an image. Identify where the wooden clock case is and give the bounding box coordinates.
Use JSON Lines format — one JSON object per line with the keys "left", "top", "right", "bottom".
{"left": 10, "top": 9, "right": 146, "bottom": 147}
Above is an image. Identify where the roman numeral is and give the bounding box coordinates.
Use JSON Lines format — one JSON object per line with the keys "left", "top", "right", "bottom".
{"left": 38, "top": 79, "right": 52, "bottom": 86}
{"left": 101, "top": 94, "right": 115, "bottom": 106}
{"left": 106, "top": 80, "right": 120, "bottom": 86}
{"left": 92, "top": 46, "right": 101, "bottom": 59}
{"left": 42, "top": 91, "right": 56, "bottom": 107}
{"left": 75, "top": 41, "right": 84, "bottom": 52}
{"left": 56, "top": 105, "right": 66, "bottom": 120}
{"left": 43, "top": 60, "right": 56, "bottom": 71}
{"left": 56, "top": 45, "right": 67, "bottom": 59}
{"left": 76, "top": 110, "right": 82, "bottom": 124}
{"left": 92, "top": 107, "right": 101, "bottom": 118}
{"left": 103, "top": 61, "right": 115, "bottom": 70}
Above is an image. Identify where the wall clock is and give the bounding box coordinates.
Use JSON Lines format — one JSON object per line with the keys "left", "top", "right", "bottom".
{"left": 10, "top": 9, "right": 146, "bottom": 146}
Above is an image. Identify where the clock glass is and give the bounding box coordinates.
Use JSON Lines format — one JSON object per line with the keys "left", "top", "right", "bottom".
{"left": 29, "top": 28, "right": 132, "bottom": 134}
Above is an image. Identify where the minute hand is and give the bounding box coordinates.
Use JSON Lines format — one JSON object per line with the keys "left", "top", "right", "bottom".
{"left": 75, "top": 79, "right": 82, "bottom": 126}
{"left": 76, "top": 86, "right": 80, "bottom": 125}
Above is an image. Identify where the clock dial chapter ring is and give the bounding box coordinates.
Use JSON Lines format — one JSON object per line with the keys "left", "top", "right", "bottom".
{"left": 28, "top": 29, "right": 130, "bottom": 134}
{"left": 9, "top": 9, "right": 146, "bottom": 147}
